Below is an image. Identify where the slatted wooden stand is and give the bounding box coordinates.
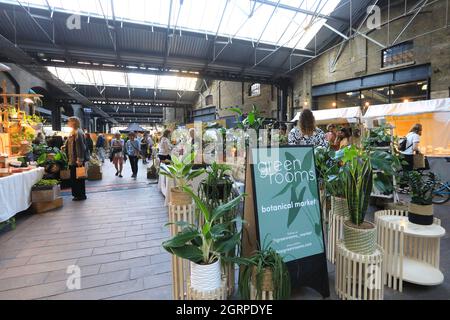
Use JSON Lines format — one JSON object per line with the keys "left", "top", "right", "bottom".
{"left": 327, "top": 208, "right": 348, "bottom": 264}
{"left": 375, "top": 210, "right": 444, "bottom": 292}
{"left": 187, "top": 278, "right": 227, "bottom": 300}
{"left": 249, "top": 284, "right": 274, "bottom": 300}
{"left": 335, "top": 241, "right": 384, "bottom": 300}
{"left": 168, "top": 203, "right": 196, "bottom": 300}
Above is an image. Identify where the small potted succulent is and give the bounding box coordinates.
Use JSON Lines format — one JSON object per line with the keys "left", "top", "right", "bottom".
{"left": 162, "top": 187, "right": 245, "bottom": 293}
{"left": 159, "top": 152, "right": 205, "bottom": 206}
{"left": 340, "top": 146, "right": 377, "bottom": 255}
{"left": 238, "top": 246, "right": 291, "bottom": 300}
{"left": 406, "top": 171, "right": 437, "bottom": 225}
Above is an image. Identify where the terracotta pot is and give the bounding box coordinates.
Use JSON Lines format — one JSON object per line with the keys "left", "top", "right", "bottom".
{"left": 408, "top": 203, "right": 434, "bottom": 225}
{"left": 170, "top": 187, "right": 192, "bottom": 206}
{"left": 190, "top": 260, "right": 222, "bottom": 292}
{"left": 343, "top": 220, "right": 377, "bottom": 255}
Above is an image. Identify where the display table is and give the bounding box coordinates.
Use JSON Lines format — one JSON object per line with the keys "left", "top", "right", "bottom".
{"left": 0, "top": 167, "right": 44, "bottom": 222}
{"left": 375, "top": 210, "right": 445, "bottom": 292}
{"left": 335, "top": 241, "right": 384, "bottom": 300}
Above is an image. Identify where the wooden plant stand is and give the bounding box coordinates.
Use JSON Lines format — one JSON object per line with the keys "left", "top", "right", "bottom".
{"left": 335, "top": 241, "right": 384, "bottom": 300}
{"left": 327, "top": 211, "right": 347, "bottom": 264}
{"left": 375, "top": 210, "right": 444, "bottom": 292}
{"left": 250, "top": 283, "right": 274, "bottom": 300}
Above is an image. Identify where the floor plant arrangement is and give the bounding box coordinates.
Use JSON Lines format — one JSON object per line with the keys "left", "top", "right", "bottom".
{"left": 162, "top": 186, "right": 245, "bottom": 293}
{"left": 339, "top": 146, "right": 377, "bottom": 255}
{"left": 406, "top": 171, "right": 437, "bottom": 225}
{"left": 159, "top": 152, "right": 204, "bottom": 206}
{"left": 238, "top": 246, "right": 291, "bottom": 300}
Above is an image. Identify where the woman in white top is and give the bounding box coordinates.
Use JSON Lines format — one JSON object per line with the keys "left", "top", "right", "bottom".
{"left": 110, "top": 133, "right": 125, "bottom": 178}
{"left": 401, "top": 123, "right": 422, "bottom": 171}
{"left": 158, "top": 129, "right": 172, "bottom": 163}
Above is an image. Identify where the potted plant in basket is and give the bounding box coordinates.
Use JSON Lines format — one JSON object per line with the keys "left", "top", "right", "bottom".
{"left": 199, "top": 162, "right": 234, "bottom": 205}
{"left": 162, "top": 187, "right": 245, "bottom": 292}
{"left": 238, "top": 246, "right": 291, "bottom": 300}
{"left": 32, "top": 179, "right": 60, "bottom": 202}
{"left": 339, "top": 146, "right": 376, "bottom": 255}
{"left": 159, "top": 152, "right": 205, "bottom": 206}
{"left": 406, "top": 171, "right": 437, "bottom": 225}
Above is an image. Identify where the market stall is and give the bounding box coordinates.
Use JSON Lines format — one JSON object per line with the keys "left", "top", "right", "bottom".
{"left": 363, "top": 98, "right": 450, "bottom": 157}
{"left": 291, "top": 106, "right": 362, "bottom": 125}
{"left": 0, "top": 167, "right": 44, "bottom": 222}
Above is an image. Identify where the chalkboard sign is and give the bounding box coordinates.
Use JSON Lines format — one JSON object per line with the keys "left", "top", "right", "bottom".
{"left": 242, "top": 146, "right": 330, "bottom": 297}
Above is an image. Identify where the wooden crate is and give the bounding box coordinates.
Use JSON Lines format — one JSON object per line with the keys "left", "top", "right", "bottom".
{"left": 31, "top": 185, "right": 61, "bottom": 202}
{"left": 88, "top": 166, "right": 102, "bottom": 180}
{"left": 31, "top": 197, "right": 63, "bottom": 214}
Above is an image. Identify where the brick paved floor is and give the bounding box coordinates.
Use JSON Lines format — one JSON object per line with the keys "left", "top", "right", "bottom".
{"left": 0, "top": 160, "right": 172, "bottom": 300}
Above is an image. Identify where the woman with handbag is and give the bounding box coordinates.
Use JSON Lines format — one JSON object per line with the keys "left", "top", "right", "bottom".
{"left": 64, "top": 116, "right": 87, "bottom": 201}
{"left": 125, "top": 132, "right": 141, "bottom": 179}
{"left": 401, "top": 123, "right": 423, "bottom": 171}
{"left": 111, "top": 133, "right": 125, "bottom": 178}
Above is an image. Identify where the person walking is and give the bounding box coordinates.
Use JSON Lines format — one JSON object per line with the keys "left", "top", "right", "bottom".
{"left": 140, "top": 133, "right": 149, "bottom": 165}
{"left": 126, "top": 132, "right": 141, "bottom": 179}
{"left": 64, "top": 116, "right": 88, "bottom": 201}
{"left": 96, "top": 133, "right": 106, "bottom": 163}
{"left": 111, "top": 133, "right": 125, "bottom": 178}
{"left": 288, "top": 109, "right": 328, "bottom": 148}
{"left": 158, "top": 129, "right": 172, "bottom": 162}
{"left": 85, "top": 132, "right": 94, "bottom": 156}
{"left": 401, "top": 123, "right": 423, "bottom": 171}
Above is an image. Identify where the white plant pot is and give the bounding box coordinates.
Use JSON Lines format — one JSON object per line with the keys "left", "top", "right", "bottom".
{"left": 190, "top": 260, "right": 222, "bottom": 292}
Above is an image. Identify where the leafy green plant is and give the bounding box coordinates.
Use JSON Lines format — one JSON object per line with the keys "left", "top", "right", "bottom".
{"left": 200, "top": 162, "right": 233, "bottom": 203}
{"left": 315, "top": 146, "right": 344, "bottom": 197}
{"left": 339, "top": 146, "right": 373, "bottom": 226}
{"left": 159, "top": 152, "right": 205, "bottom": 191}
{"left": 33, "top": 179, "right": 60, "bottom": 188}
{"left": 162, "top": 186, "right": 245, "bottom": 265}
{"left": 238, "top": 246, "right": 291, "bottom": 300}
{"left": 407, "top": 171, "right": 437, "bottom": 205}
{"left": 362, "top": 124, "right": 392, "bottom": 148}
{"left": 230, "top": 105, "right": 265, "bottom": 131}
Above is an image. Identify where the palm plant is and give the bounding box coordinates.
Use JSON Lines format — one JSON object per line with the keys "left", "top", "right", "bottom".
{"left": 162, "top": 186, "right": 245, "bottom": 265}
{"left": 159, "top": 152, "right": 204, "bottom": 191}
{"left": 238, "top": 246, "right": 291, "bottom": 300}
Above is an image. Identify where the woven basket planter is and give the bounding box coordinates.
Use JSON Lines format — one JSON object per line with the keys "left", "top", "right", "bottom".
{"left": 250, "top": 267, "right": 274, "bottom": 300}
{"left": 408, "top": 203, "right": 434, "bottom": 225}
{"left": 343, "top": 221, "right": 377, "bottom": 255}
{"left": 331, "top": 196, "right": 349, "bottom": 217}
{"left": 170, "top": 187, "right": 192, "bottom": 206}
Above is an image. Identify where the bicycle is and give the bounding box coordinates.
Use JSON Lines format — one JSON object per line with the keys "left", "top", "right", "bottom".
{"left": 432, "top": 181, "right": 450, "bottom": 204}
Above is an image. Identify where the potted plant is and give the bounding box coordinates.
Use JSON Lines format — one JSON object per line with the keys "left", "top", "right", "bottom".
{"left": 362, "top": 124, "right": 392, "bottom": 148}
{"left": 238, "top": 246, "right": 291, "bottom": 300}
{"left": 162, "top": 187, "right": 245, "bottom": 292}
{"left": 340, "top": 146, "right": 376, "bottom": 255}
{"left": 32, "top": 179, "right": 61, "bottom": 202}
{"left": 159, "top": 152, "right": 205, "bottom": 206}
{"left": 406, "top": 171, "right": 437, "bottom": 225}
{"left": 199, "top": 162, "right": 234, "bottom": 204}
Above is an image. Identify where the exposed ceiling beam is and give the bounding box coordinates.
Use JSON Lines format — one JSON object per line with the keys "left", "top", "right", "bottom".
{"left": 252, "top": 0, "right": 349, "bottom": 24}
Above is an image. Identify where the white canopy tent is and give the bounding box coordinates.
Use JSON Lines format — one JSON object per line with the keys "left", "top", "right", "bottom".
{"left": 291, "top": 107, "right": 362, "bottom": 125}
{"left": 363, "top": 98, "right": 450, "bottom": 157}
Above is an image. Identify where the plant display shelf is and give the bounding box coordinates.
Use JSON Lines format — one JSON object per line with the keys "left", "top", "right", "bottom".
{"left": 187, "top": 278, "right": 227, "bottom": 300}
{"left": 375, "top": 210, "right": 445, "bottom": 292}
{"left": 335, "top": 241, "right": 384, "bottom": 300}
{"left": 327, "top": 211, "right": 347, "bottom": 264}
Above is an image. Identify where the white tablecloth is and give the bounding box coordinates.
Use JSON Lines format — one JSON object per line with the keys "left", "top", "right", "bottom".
{"left": 0, "top": 168, "right": 44, "bottom": 222}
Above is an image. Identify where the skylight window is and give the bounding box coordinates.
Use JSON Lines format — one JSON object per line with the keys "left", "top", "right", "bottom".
{"left": 47, "top": 67, "right": 198, "bottom": 91}
{"left": 4, "top": 0, "right": 340, "bottom": 50}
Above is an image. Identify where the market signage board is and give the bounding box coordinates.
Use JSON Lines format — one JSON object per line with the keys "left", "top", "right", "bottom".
{"left": 242, "top": 146, "right": 330, "bottom": 297}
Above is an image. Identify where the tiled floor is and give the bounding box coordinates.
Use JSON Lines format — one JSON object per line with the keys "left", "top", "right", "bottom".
{"left": 0, "top": 160, "right": 172, "bottom": 300}
{"left": 0, "top": 159, "right": 449, "bottom": 300}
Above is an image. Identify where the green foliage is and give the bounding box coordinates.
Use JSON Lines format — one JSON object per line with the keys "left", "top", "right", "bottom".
{"left": 200, "top": 162, "right": 233, "bottom": 203}
{"left": 314, "top": 146, "right": 343, "bottom": 197}
{"left": 24, "top": 114, "right": 45, "bottom": 126}
{"left": 33, "top": 179, "right": 60, "bottom": 188}
{"left": 238, "top": 246, "right": 291, "bottom": 300}
{"left": 0, "top": 218, "right": 16, "bottom": 232}
{"left": 230, "top": 105, "right": 265, "bottom": 131}
{"left": 362, "top": 124, "right": 392, "bottom": 148}
{"left": 162, "top": 187, "right": 245, "bottom": 265}
{"left": 159, "top": 152, "right": 205, "bottom": 191}
{"left": 407, "top": 171, "right": 438, "bottom": 205}
{"left": 339, "top": 146, "right": 373, "bottom": 226}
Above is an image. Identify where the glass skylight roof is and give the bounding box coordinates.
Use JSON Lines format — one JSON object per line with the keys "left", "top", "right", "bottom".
{"left": 48, "top": 67, "right": 198, "bottom": 91}
{"left": 8, "top": 0, "right": 340, "bottom": 50}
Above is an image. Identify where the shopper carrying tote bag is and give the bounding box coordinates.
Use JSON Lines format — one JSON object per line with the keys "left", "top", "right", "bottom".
{"left": 63, "top": 116, "right": 88, "bottom": 201}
